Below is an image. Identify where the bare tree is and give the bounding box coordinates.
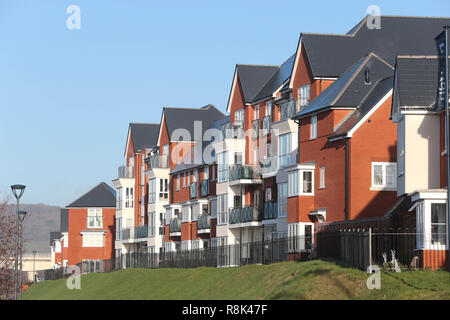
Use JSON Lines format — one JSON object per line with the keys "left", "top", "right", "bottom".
{"left": 0, "top": 198, "right": 23, "bottom": 300}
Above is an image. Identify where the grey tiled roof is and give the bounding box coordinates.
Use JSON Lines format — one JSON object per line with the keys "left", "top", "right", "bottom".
{"left": 129, "top": 123, "right": 160, "bottom": 153}
{"left": 393, "top": 56, "right": 449, "bottom": 108}
{"left": 60, "top": 209, "right": 68, "bottom": 233}
{"left": 67, "top": 182, "right": 116, "bottom": 208}
{"left": 163, "top": 104, "right": 225, "bottom": 141}
{"left": 294, "top": 53, "right": 394, "bottom": 119}
{"left": 49, "top": 231, "right": 62, "bottom": 245}
{"left": 302, "top": 16, "right": 450, "bottom": 77}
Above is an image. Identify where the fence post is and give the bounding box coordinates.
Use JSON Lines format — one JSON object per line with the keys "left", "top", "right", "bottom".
{"left": 368, "top": 228, "right": 372, "bottom": 273}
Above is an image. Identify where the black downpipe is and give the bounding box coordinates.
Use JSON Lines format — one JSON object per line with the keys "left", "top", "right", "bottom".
{"left": 345, "top": 138, "right": 350, "bottom": 220}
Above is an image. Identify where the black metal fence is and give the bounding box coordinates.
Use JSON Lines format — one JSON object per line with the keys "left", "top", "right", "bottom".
{"left": 38, "top": 232, "right": 449, "bottom": 281}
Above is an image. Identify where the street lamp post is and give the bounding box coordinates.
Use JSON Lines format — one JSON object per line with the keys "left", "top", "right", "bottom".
{"left": 18, "top": 210, "right": 27, "bottom": 300}
{"left": 32, "top": 250, "right": 36, "bottom": 283}
{"left": 10, "top": 184, "right": 26, "bottom": 301}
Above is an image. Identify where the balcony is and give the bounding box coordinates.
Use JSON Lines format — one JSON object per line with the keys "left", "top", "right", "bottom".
{"left": 148, "top": 154, "right": 169, "bottom": 169}
{"left": 169, "top": 218, "right": 181, "bottom": 236}
{"left": 230, "top": 121, "right": 244, "bottom": 139}
{"left": 197, "top": 214, "right": 211, "bottom": 233}
{"left": 134, "top": 226, "right": 149, "bottom": 239}
{"left": 200, "top": 180, "right": 209, "bottom": 197}
{"left": 118, "top": 166, "right": 134, "bottom": 179}
{"left": 228, "top": 206, "right": 262, "bottom": 227}
{"left": 228, "top": 164, "right": 261, "bottom": 185}
{"left": 279, "top": 99, "right": 297, "bottom": 122}
{"left": 263, "top": 202, "right": 278, "bottom": 220}
{"left": 261, "top": 156, "right": 278, "bottom": 176}
{"left": 190, "top": 182, "right": 198, "bottom": 199}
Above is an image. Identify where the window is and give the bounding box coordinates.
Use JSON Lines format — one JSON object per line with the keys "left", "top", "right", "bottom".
{"left": 217, "top": 194, "right": 228, "bottom": 225}
{"left": 254, "top": 105, "right": 260, "bottom": 120}
{"left": 218, "top": 152, "right": 228, "bottom": 183}
{"left": 149, "top": 213, "right": 155, "bottom": 237}
{"left": 371, "top": 162, "right": 397, "bottom": 189}
{"left": 210, "top": 198, "right": 217, "bottom": 219}
{"left": 319, "top": 167, "right": 325, "bottom": 189}
{"left": 266, "top": 101, "right": 272, "bottom": 117}
{"left": 87, "top": 208, "right": 102, "bottom": 228}
{"left": 159, "top": 178, "right": 168, "bottom": 200}
{"left": 235, "top": 109, "right": 244, "bottom": 123}
{"left": 187, "top": 171, "right": 190, "bottom": 186}
{"left": 82, "top": 233, "right": 104, "bottom": 247}
{"left": 149, "top": 179, "right": 156, "bottom": 203}
{"left": 125, "top": 187, "right": 133, "bottom": 208}
{"left": 176, "top": 174, "right": 180, "bottom": 191}
{"left": 182, "top": 205, "right": 190, "bottom": 223}
{"left": 211, "top": 165, "right": 216, "bottom": 181}
{"left": 298, "top": 84, "right": 310, "bottom": 109}
{"left": 288, "top": 169, "right": 314, "bottom": 196}
{"left": 288, "top": 171, "right": 298, "bottom": 197}
{"left": 204, "top": 167, "right": 209, "bottom": 180}
{"left": 278, "top": 183, "right": 287, "bottom": 218}
{"left": 116, "top": 218, "right": 122, "bottom": 240}
{"left": 265, "top": 188, "right": 272, "bottom": 202}
{"left": 159, "top": 212, "right": 164, "bottom": 235}
{"left": 431, "top": 203, "right": 447, "bottom": 246}
{"left": 254, "top": 191, "right": 260, "bottom": 208}
{"left": 279, "top": 133, "right": 292, "bottom": 168}
{"left": 310, "top": 115, "right": 317, "bottom": 139}
{"left": 288, "top": 223, "right": 314, "bottom": 252}
{"left": 183, "top": 172, "right": 186, "bottom": 187}
{"left": 193, "top": 170, "right": 198, "bottom": 183}
{"left": 301, "top": 170, "right": 314, "bottom": 195}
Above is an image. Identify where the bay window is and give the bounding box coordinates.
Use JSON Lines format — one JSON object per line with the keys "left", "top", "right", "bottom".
{"left": 218, "top": 152, "right": 228, "bottom": 183}
{"left": 159, "top": 178, "right": 168, "bottom": 200}
{"left": 288, "top": 168, "right": 314, "bottom": 196}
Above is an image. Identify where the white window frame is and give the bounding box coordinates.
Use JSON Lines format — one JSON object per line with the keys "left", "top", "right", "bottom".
{"left": 87, "top": 208, "right": 102, "bottom": 228}
{"left": 278, "top": 133, "right": 292, "bottom": 169}
{"left": 300, "top": 170, "right": 314, "bottom": 195}
{"left": 319, "top": 167, "right": 325, "bottom": 189}
{"left": 149, "top": 179, "right": 156, "bottom": 203}
{"left": 310, "top": 115, "right": 317, "bottom": 139}
{"left": 81, "top": 232, "right": 104, "bottom": 248}
{"left": 176, "top": 174, "right": 180, "bottom": 191}
{"left": 254, "top": 104, "right": 260, "bottom": 120}
{"left": 278, "top": 183, "right": 287, "bottom": 218}
{"left": 371, "top": 162, "right": 397, "bottom": 190}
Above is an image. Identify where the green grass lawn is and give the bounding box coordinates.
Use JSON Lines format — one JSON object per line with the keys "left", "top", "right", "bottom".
{"left": 23, "top": 259, "right": 450, "bottom": 300}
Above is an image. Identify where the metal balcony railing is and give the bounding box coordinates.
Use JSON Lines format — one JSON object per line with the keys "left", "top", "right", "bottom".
{"left": 118, "top": 166, "right": 134, "bottom": 179}
{"left": 200, "top": 180, "right": 209, "bottom": 197}
{"left": 228, "top": 164, "right": 261, "bottom": 182}
{"left": 263, "top": 202, "right": 278, "bottom": 220}
{"left": 279, "top": 99, "right": 297, "bottom": 121}
{"left": 197, "top": 214, "right": 211, "bottom": 230}
{"left": 190, "top": 182, "right": 198, "bottom": 199}
{"left": 170, "top": 218, "right": 181, "bottom": 234}
{"left": 261, "top": 156, "right": 278, "bottom": 175}
{"left": 134, "top": 226, "right": 149, "bottom": 239}
{"left": 148, "top": 154, "right": 169, "bottom": 169}
{"left": 231, "top": 121, "right": 244, "bottom": 139}
{"left": 122, "top": 228, "right": 131, "bottom": 240}
{"left": 228, "top": 206, "right": 262, "bottom": 225}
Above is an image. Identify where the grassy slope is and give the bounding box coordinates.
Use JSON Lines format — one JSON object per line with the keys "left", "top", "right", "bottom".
{"left": 24, "top": 260, "right": 450, "bottom": 300}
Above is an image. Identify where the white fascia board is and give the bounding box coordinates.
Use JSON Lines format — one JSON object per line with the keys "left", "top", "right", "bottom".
{"left": 289, "top": 38, "right": 303, "bottom": 89}
{"left": 226, "top": 69, "right": 238, "bottom": 113}
{"left": 347, "top": 89, "right": 393, "bottom": 138}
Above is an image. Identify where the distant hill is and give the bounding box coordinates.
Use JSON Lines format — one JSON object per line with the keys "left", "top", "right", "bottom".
{"left": 7, "top": 203, "right": 61, "bottom": 255}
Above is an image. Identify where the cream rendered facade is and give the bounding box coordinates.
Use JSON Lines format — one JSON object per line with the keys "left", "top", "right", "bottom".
{"left": 395, "top": 110, "right": 441, "bottom": 196}
{"left": 145, "top": 166, "right": 169, "bottom": 254}
{"left": 113, "top": 175, "right": 135, "bottom": 254}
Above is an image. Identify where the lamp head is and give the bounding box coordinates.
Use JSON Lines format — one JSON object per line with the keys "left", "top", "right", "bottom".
{"left": 18, "top": 210, "right": 27, "bottom": 221}
{"left": 11, "top": 184, "right": 26, "bottom": 200}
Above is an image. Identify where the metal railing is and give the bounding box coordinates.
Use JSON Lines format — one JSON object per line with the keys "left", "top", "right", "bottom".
{"left": 197, "top": 214, "right": 211, "bottom": 230}
{"left": 229, "top": 206, "right": 262, "bottom": 224}
{"left": 228, "top": 164, "right": 261, "bottom": 182}
{"left": 118, "top": 165, "right": 134, "bottom": 179}
{"left": 169, "top": 218, "right": 181, "bottom": 234}
{"left": 148, "top": 154, "right": 169, "bottom": 169}
{"left": 261, "top": 156, "right": 278, "bottom": 175}
{"left": 200, "top": 180, "right": 209, "bottom": 197}
{"left": 262, "top": 116, "right": 270, "bottom": 136}
{"left": 190, "top": 182, "right": 198, "bottom": 199}
{"left": 121, "top": 228, "right": 131, "bottom": 240}
{"left": 134, "top": 226, "right": 149, "bottom": 239}
{"left": 252, "top": 119, "right": 260, "bottom": 137}
{"left": 263, "top": 202, "right": 278, "bottom": 220}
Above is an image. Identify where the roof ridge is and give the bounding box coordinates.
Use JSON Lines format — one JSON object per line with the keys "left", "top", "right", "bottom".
{"left": 130, "top": 122, "right": 160, "bottom": 125}
{"left": 367, "top": 52, "right": 395, "bottom": 70}
{"left": 66, "top": 182, "right": 107, "bottom": 208}
{"left": 236, "top": 63, "right": 280, "bottom": 68}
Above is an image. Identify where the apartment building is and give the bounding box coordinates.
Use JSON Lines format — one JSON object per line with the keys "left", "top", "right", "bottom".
{"left": 114, "top": 123, "right": 160, "bottom": 256}
{"left": 160, "top": 105, "right": 225, "bottom": 253}
{"left": 389, "top": 55, "right": 449, "bottom": 268}
{"left": 284, "top": 16, "right": 450, "bottom": 259}
{"left": 50, "top": 182, "right": 116, "bottom": 272}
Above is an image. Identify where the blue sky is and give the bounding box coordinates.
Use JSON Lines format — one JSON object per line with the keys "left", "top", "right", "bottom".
{"left": 0, "top": 0, "right": 449, "bottom": 206}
